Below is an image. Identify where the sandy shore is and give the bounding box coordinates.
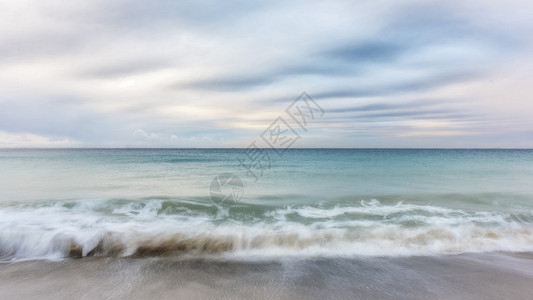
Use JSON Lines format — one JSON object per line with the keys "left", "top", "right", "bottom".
{"left": 1, "top": 252, "right": 533, "bottom": 299}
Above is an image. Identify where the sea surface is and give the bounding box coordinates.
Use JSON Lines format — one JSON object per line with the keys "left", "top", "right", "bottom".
{"left": 1, "top": 148, "right": 533, "bottom": 299}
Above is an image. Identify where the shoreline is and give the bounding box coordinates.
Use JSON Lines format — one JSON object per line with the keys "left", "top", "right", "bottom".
{"left": 1, "top": 252, "right": 533, "bottom": 299}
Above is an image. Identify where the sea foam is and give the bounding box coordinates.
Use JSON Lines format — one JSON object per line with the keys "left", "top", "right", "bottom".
{"left": 2, "top": 199, "right": 533, "bottom": 261}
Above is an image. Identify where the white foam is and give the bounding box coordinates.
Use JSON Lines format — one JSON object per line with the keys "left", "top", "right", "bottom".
{"left": 1, "top": 199, "right": 533, "bottom": 261}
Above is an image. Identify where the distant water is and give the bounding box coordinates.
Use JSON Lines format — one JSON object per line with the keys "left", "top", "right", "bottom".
{"left": 1, "top": 149, "right": 533, "bottom": 261}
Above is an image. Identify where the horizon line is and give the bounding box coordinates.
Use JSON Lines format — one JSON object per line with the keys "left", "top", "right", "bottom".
{"left": 1, "top": 147, "right": 533, "bottom": 150}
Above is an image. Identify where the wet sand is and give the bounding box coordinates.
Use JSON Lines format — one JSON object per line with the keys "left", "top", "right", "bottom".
{"left": 1, "top": 252, "right": 533, "bottom": 299}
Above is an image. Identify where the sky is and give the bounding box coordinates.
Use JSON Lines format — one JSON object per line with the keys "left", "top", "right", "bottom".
{"left": 1, "top": 0, "right": 533, "bottom": 148}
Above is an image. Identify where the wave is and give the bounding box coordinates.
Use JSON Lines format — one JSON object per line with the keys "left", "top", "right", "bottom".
{"left": 1, "top": 199, "right": 533, "bottom": 261}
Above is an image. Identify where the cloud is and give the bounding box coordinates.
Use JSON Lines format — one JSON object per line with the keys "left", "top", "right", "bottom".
{"left": 0, "top": 130, "right": 80, "bottom": 148}
{"left": 0, "top": 0, "right": 532, "bottom": 147}
{"left": 174, "top": 1, "right": 506, "bottom": 93}
{"left": 313, "top": 70, "right": 483, "bottom": 100}
{"left": 324, "top": 42, "right": 407, "bottom": 64}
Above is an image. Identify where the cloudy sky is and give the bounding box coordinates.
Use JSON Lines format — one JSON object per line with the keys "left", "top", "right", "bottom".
{"left": 1, "top": 0, "right": 532, "bottom": 148}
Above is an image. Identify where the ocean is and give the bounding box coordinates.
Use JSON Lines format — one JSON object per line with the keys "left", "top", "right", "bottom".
{"left": 1, "top": 148, "right": 533, "bottom": 299}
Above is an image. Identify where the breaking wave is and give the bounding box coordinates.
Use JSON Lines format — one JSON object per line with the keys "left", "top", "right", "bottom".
{"left": 1, "top": 199, "right": 533, "bottom": 261}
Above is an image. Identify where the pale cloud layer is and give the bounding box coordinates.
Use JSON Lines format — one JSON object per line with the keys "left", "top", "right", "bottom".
{"left": 1, "top": 0, "right": 532, "bottom": 148}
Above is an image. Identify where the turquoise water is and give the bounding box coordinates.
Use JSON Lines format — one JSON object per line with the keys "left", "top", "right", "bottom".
{"left": 1, "top": 149, "right": 533, "bottom": 260}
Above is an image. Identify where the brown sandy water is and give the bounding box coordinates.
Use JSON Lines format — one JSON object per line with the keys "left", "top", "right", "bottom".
{"left": 1, "top": 252, "right": 533, "bottom": 299}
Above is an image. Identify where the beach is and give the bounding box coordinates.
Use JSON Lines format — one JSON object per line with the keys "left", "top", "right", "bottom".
{"left": 2, "top": 253, "right": 533, "bottom": 299}
{"left": 3, "top": 0, "right": 533, "bottom": 298}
